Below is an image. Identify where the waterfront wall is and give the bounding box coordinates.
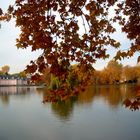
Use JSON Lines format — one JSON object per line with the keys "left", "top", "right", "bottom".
{"left": 0, "top": 79, "right": 28, "bottom": 86}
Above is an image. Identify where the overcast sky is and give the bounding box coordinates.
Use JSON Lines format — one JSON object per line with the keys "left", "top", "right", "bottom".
{"left": 0, "top": 1, "right": 138, "bottom": 74}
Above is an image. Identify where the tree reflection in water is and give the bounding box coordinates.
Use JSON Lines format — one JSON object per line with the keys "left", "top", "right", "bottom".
{"left": 123, "top": 85, "right": 140, "bottom": 111}
{"left": 0, "top": 84, "right": 139, "bottom": 119}
{"left": 41, "top": 84, "right": 140, "bottom": 119}
{"left": 51, "top": 96, "right": 77, "bottom": 121}
{"left": 0, "top": 95, "right": 9, "bottom": 106}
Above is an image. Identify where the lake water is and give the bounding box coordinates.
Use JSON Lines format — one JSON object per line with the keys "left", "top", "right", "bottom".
{"left": 0, "top": 84, "right": 140, "bottom": 140}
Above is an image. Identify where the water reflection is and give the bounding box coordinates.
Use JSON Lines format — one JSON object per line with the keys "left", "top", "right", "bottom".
{"left": 77, "top": 84, "right": 137, "bottom": 108}
{"left": 41, "top": 84, "right": 139, "bottom": 119}
{"left": 92, "top": 85, "right": 136, "bottom": 109}
{"left": 0, "top": 85, "right": 140, "bottom": 140}
{"left": 0, "top": 84, "right": 139, "bottom": 115}
{"left": 0, "top": 86, "right": 36, "bottom": 105}
{"left": 51, "top": 97, "right": 77, "bottom": 121}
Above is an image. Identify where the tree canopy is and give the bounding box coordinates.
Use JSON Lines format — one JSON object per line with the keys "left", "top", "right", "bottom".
{"left": 1, "top": 65, "right": 10, "bottom": 74}
{"left": 0, "top": 0, "right": 140, "bottom": 96}
{"left": 114, "top": 0, "right": 140, "bottom": 61}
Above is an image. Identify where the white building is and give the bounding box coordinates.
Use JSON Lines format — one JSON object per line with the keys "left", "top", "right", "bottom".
{"left": 0, "top": 75, "right": 28, "bottom": 86}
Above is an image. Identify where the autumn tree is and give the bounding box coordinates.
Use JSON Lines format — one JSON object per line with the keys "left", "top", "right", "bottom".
{"left": 18, "top": 71, "right": 26, "bottom": 77}
{"left": 114, "top": 0, "right": 140, "bottom": 61}
{"left": 1, "top": 0, "right": 121, "bottom": 94}
{"left": 69, "top": 64, "right": 94, "bottom": 87}
{"left": 135, "top": 65, "right": 140, "bottom": 82}
{"left": 0, "top": 0, "right": 140, "bottom": 97}
{"left": 94, "top": 69, "right": 109, "bottom": 84}
{"left": 40, "top": 67, "right": 51, "bottom": 86}
{"left": 1, "top": 65, "right": 10, "bottom": 74}
{"left": 121, "top": 65, "right": 137, "bottom": 83}
{"left": 106, "top": 60, "right": 122, "bottom": 84}
{"left": 0, "top": 70, "right": 3, "bottom": 75}
{"left": 95, "top": 60, "right": 122, "bottom": 84}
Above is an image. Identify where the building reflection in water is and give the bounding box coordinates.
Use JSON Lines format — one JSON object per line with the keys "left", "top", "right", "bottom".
{"left": 0, "top": 86, "right": 17, "bottom": 95}
{"left": 0, "top": 84, "right": 139, "bottom": 118}
{"left": 0, "top": 86, "right": 35, "bottom": 105}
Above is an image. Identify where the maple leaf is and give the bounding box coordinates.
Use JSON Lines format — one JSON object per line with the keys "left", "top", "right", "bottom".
{"left": 123, "top": 99, "right": 131, "bottom": 108}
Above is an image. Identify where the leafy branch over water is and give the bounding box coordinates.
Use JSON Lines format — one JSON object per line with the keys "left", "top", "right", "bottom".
{"left": 123, "top": 87, "right": 140, "bottom": 111}
{"left": 0, "top": 0, "right": 140, "bottom": 97}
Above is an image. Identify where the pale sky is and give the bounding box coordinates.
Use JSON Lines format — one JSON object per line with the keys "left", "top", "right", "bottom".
{"left": 0, "top": 0, "right": 43, "bottom": 73}
{"left": 0, "top": 1, "right": 138, "bottom": 74}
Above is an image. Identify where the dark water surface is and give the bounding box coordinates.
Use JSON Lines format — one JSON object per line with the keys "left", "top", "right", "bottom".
{"left": 0, "top": 84, "right": 140, "bottom": 140}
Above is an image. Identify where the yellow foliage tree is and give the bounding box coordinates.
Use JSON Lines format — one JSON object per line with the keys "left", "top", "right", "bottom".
{"left": 1, "top": 65, "right": 10, "bottom": 74}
